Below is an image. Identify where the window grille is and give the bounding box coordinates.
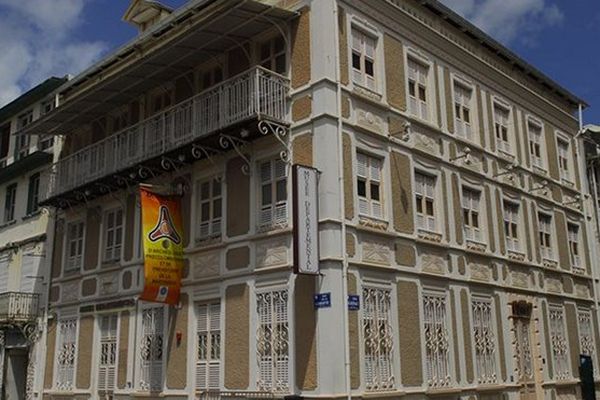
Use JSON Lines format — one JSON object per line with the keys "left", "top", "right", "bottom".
{"left": 549, "top": 307, "right": 570, "bottom": 380}
{"left": 196, "top": 302, "right": 221, "bottom": 390}
{"left": 454, "top": 83, "right": 472, "bottom": 139}
{"left": 65, "top": 221, "right": 84, "bottom": 272}
{"left": 471, "top": 297, "right": 497, "bottom": 384}
{"left": 98, "top": 314, "right": 118, "bottom": 392}
{"left": 538, "top": 213, "right": 553, "bottom": 260}
{"left": 259, "top": 159, "right": 287, "bottom": 230}
{"left": 56, "top": 318, "right": 78, "bottom": 390}
{"left": 256, "top": 290, "right": 289, "bottom": 392}
{"left": 415, "top": 172, "right": 436, "bottom": 232}
{"left": 578, "top": 309, "right": 595, "bottom": 357}
{"left": 462, "top": 188, "right": 482, "bottom": 242}
{"left": 494, "top": 104, "right": 511, "bottom": 154}
{"left": 351, "top": 29, "right": 376, "bottom": 90}
{"left": 514, "top": 317, "right": 533, "bottom": 381}
{"left": 103, "top": 209, "right": 123, "bottom": 262}
{"left": 357, "top": 153, "right": 383, "bottom": 219}
{"left": 196, "top": 178, "right": 222, "bottom": 241}
{"left": 362, "top": 287, "right": 394, "bottom": 391}
{"left": 423, "top": 291, "right": 451, "bottom": 388}
{"left": 408, "top": 58, "right": 429, "bottom": 120}
{"left": 528, "top": 122, "right": 544, "bottom": 169}
{"left": 139, "top": 307, "right": 164, "bottom": 391}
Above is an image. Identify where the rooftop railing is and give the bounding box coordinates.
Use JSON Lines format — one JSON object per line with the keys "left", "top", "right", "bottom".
{"left": 42, "top": 66, "right": 289, "bottom": 203}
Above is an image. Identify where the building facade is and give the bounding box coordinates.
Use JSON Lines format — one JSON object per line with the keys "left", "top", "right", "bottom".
{"left": 0, "top": 77, "right": 67, "bottom": 400}
{"left": 21, "top": 0, "right": 599, "bottom": 399}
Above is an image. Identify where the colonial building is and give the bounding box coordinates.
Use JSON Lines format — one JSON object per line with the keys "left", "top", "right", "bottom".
{"left": 21, "top": 0, "right": 599, "bottom": 399}
{"left": 0, "top": 76, "right": 67, "bottom": 400}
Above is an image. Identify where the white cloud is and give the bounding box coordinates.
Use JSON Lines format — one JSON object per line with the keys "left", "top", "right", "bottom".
{"left": 440, "top": 0, "right": 564, "bottom": 45}
{"left": 0, "top": 0, "right": 108, "bottom": 107}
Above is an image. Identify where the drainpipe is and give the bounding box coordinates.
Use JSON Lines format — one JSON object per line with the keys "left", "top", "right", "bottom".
{"left": 332, "top": 5, "right": 352, "bottom": 400}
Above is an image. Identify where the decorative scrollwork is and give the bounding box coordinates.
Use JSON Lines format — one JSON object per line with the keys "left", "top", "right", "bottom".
{"left": 20, "top": 322, "right": 40, "bottom": 343}
{"left": 191, "top": 144, "right": 221, "bottom": 167}
{"left": 160, "top": 156, "right": 185, "bottom": 172}
{"left": 138, "top": 165, "right": 157, "bottom": 179}
{"left": 219, "top": 134, "right": 251, "bottom": 175}
{"left": 258, "top": 120, "right": 290, "bottom": 163}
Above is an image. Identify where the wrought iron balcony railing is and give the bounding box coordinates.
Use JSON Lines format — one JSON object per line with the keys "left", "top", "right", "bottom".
{"left": 42, "top": 67, "right": 289, "bottom": 203}
{"left": 0, "top": 292, "right": 40, "bottom": 323}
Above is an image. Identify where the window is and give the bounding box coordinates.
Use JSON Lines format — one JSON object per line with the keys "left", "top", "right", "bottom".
{"left": 471, "top": 297, "right": 497, "bottom": 384}
{"left": 40, "top": 135, "right": 54, "bottom": 151}
{"left": 259, "top": 35, "right": 286, "bottom": 75}
{"left": 423, "top": 291, "right": 451, "bottom": 388}
{"left": 415, "top": 172, "right": 436, "bottom": 231}
{"left": 407, "top": 58, "right": 430, "bottom": 120}
{"left": 199, "top": 66, "right": 223, "bottom": 91}
{"left": 568, "top": 223, "right": 581, "bottom": 270}
{"left": 151, "top": 90, "right": 173, "bottom": 114}
{"left": 256, "top": 289, "right": 289, "bottom": 392}
{"left": 503, "top": 201, "right": 520, "bottom": 252}
{"left": 351, "top": 29, "right": 376, "bottom": 90}
{"left": 362, "top": 287, "right": 394, "bottom": 391}
{"left": 139, "top": 306, "right": 164, "bottom": 391}
{"left": 357, "top": 153, "right": 383, "bottom": 219}
{"left": 103, "top": 209, "right": 123, "bottom": 262}
{"left": 196, "top": 178, "right": 222, "bottom": 241}
{"left": 528, "top": 120, "right": 544, "bottom": 169}
{"left": 15, "top": 134, "right": 30, "bottom": 160}
{"left": 538, "top": 213, "right": 553, "bottom": 260}
{"left": 27, "top": 173, "right": 40, "bottom": 215}
{"left": 111, "top": 110, "right": 129, "bottom": 133}
{"left": 4, "top": 183, "right": 17, "bottom": 222}
{"left": 462, "top": 188, "right": 482, "bottom": 242}
{"left": 493, "top": 103, "right": 511, "bottom": 154}
{"left": 557, "top": 138, "right": 571, "bottom": 182}
{"left": 578, "top": 309, "right": 596, "bottom": 358}
{"left": 549, "top": 306, "right": 570, "bottom": 380}
{"left": 65, "top": 221, "right": 85, "bottom": 272}
{"left": 196, "top": 302, "right": 221, "bottom": 390}
{"left": 98, "top": 314, "right": 118, "bottom": 393}
{"left": 454, "top": 82, "right": 473, "bottom": 139}
{"left": 55, "top": 318, "right": 78, "bottom": 390}
{"left": 259, "top": 159, "right": 287, "bottom": 229}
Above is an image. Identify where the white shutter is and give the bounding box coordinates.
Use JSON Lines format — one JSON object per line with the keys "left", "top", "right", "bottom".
{"left": 0, "top": 255, "right": 9, "bottom": 293}
{"left": 20, "top": 249, "right": 38, "bottom": 293}
{"left": 98, "top": 314, "right": 118, "bottom": 392}
{"left": 196, "top": 303, "right": 221, "bottom": 390}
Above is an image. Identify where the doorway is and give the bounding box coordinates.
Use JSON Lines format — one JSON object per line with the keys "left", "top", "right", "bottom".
{"left": 511, "top": 301, "right": 538, "bottom": 400}
{"left": 3, "top": 348, "right": 28, "bottom": 400}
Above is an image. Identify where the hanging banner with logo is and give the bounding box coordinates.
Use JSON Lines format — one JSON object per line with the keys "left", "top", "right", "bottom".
{"left": 293, "top": 164, "right": 320, "bottom": 275}
{"left": 139, "top": 186, "right": 184, "bottom": 305}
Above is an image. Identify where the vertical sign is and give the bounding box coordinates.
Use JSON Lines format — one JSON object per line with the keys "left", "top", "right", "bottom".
{"left": 293, "top": 164, "right": 319, "bottom": 275}
{"left": 139, "top": 186, "right": 184, "bottom": 305}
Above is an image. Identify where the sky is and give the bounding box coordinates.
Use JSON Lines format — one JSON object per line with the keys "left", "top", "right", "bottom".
{"left": 0, "top": 0, "right": 599, "bottom": 123}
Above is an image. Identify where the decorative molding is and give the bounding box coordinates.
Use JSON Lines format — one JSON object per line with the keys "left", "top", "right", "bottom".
{"left": 193, "top": 251, "right": 220, "bottom": 278}
{"left": 256, "top": 238, "right": 289, "bottom": 268}
{"left": 61, "top": 281, "right": 80, "bottom": 302}
{"left": 511, "top": 271, "right": 530, "bottom": 288}
{"left": 507, "top": 250, "right": 526, "bottom": 262}
{"left": 545, "top": 277, "right": 563, "bottom": 294}
{"left": 358, "top": 215, "right": 389, "bottom": 231}
{"left": 543, "top": 258, "right": 559, "bottom": 269}
{"left": 575, "top": 284, "right": 591, "bottom": 298}
{"left": 466, "top": 240, "right": 487, "bottom": 253}
{"left": 417, "top": 229, "right": 443, "bottom": 243}
{"left": 469, "top": 263, "right": 491, "bottom": 282}
{"left": 421, "top": 253, "right": 445, "bottom": 274}
{"left": 362, "top": 239, "right": 392, "bottom": 265}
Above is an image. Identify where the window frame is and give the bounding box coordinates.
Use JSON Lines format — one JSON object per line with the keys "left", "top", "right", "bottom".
{"left": 492, "top": 100, "right": 512, "bottom": 156}
{"left": 4, "top": 183, "right": 17, "bottom": 223}
{"left": 195, "top": 300, "right": 222, "bottom": 391}
{"left": 556, "top": 134, "right": 572, "bottom": 183}
{"left": 137, "top": 305, "right": 167, "bottom": 392}
{"left": 257, "top": 157, "right": 288, "bottom": 231}
{"left": 502, "top": 199, "right": 521, "bottom": 253}
{"left": 538, "top": 212, "right": 554, "bottom": 261}
{"left": 414, "top": 170, "right": 438, "bottom": 233}
{"left": 258, "top": 34, "right": 287, "bottom": 76}
{"left": 406, "top": 54, "right": 432, "bottom": 122}
{"left": 54, "top": 317, "right": 79, "bottom": 390}
{"left": 97, "top": 313, "right": 120, "bottom": 394}
{"left": 567, "top": 222, "right": 582, "bottom": 271}
{"left": 526, "top": 117, "right": 545, "bottom": 171}
{"left": 452, "top": 78, "right": 474, "bottom": 141}
{"left": 461, "top": 186, "right": 484, "bottom": 243}
{"left": 26, "top": 173, "right": 40, "bottom": 215}
{"left": 356, "top": 152, "right": 384, "bottom": 220}
{"left": 470, "top": 294, "right": 498, "bottom": 384}
{"left": 548, "top": 305, "right": 571, "bottom": 380}
{"left": 422, "top": 288, "right": 452, "bottom": 388}
{"left": 64, "top": 220, "right": 85, "bottom": 273}
{"left": 102, "top": 208, "right": 124, "bottom": 263}
{"left": 195, "top": 177, "right": 223, "bottom": 242}
{"left": 350, "top": 27, "right": 377, "bottom": 91}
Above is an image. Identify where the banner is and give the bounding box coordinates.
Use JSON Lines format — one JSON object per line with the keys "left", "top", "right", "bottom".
{"left": 292, "top": 164, "right": 320, "bottom": 275}
{"left": 139, "top": 186, "right": 184, "bottom": 305}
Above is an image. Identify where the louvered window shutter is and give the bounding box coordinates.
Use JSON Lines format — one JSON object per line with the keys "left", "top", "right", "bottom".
{"left": 196, "top": 303, "right": 221, "bottom": 390}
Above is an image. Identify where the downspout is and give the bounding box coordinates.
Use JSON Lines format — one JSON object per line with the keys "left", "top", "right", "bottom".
{"left": 332, "top": 5, "right": 352, "bottom": 400}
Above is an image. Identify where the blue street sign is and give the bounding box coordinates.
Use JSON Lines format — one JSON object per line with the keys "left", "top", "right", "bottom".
{"left": 348, "top": 295, "right": 360, "bottom": 310}
{"left": 314, "top": 293, "right": 331, "bottom": 309}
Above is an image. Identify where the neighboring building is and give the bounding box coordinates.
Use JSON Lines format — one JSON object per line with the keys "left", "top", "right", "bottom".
{"left": 21, "top": 0, "right": 598, "bottom": 399}
{"left": 0, "top": 76, "right": 68, "bottom": 400}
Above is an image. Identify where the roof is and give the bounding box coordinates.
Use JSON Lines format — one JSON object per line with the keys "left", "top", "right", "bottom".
{"left": 419, "top": 0, "right": 587, "bottom": 108}
{"left": 0, "top": 76, "right": 68, "bottom": 126}
{"left": 123, "top": 0, "right": 173, "bottom": 27}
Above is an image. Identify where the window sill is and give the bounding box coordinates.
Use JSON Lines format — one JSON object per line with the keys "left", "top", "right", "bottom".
{"left": 22, "top": 210, "right": 42, "bottom": 221}
{"left": 465, "top": 239, "right": 487, "bottom": 253}
{"left": 258, "top": 221, "right": 289, "bottom": 234}
{"left": 572, "top": 266, "right": 586, "bottom": 275}
{"left": 507, "top": 249, "right": 526, "bottom": 262}
{"left": 561, "top": 178, "right": 575, "bottom": 188}
{"left": 543, "top": 257, "right": 559, "bottom": 269}
{"left": 195, "top": 236, "right": 222, "bottom": 247}
{"left": 0, "top": 219, "right": 16, "bottom": 229}
{"left": 532, "top": 165, "right": 547, "bottom": 176}
{"left": 497, "top": 149, "right": 515, "bottom": 162}
{"left": 358, "top": 215, "right": 389, "bottom": 231}
{"left": 417, "top": 228, "right": 442, "bottom": 243}
{"left": 352, "top": 83, "right": 382, "bottom": 103}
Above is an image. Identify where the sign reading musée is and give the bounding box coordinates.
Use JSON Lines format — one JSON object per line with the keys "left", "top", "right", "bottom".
{"left": 138, "top": 164, "right": 319, "bottom": 306}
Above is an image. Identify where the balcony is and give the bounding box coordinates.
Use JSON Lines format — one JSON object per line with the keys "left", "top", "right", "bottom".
{"left": 41, "top": 67, "right": 289, "bottom": 207}
{"left": 0, "top": 292, "right": 40, "bottom": 323}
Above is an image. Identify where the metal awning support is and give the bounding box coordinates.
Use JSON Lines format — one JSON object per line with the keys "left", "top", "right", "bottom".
{"left": 20, "top": 0, "right": 297, "bottom": 137}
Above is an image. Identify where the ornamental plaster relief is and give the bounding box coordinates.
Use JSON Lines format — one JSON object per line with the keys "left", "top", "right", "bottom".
{"left": 510, "top": 271, "right": 530, "bottom": 289}
{"left": 545, "top": 277, "right": 563, "bottom": 294}
{"left": 62, "top": 281, "right": 79, "bottom": 302}
{"left": 256, "top": 238, "right": 289, "bottom": 268}
{"left": 99, "top": 273, "right": 119, "bottom": 296}
{"left": 361, "top": 238, "right": 392, "bottom": 265}
{"left": 420, "top": 252, "right": 446, "bottom": 275}
{"left": 193, "top": 250, "right": 220, "bottom": 278}
{"left": 469, "top": 263, "right": 491, "bottom": 282}
{"left": 575, "top": 283, "right": 591, "bottom": 298}
{"left": 355, "top": 102, "right": 385, "bottom": 135}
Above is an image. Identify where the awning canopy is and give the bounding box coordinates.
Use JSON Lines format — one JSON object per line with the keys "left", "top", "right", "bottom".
{"left": 20, "top": 0, "right": 295, "bottom": 137}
